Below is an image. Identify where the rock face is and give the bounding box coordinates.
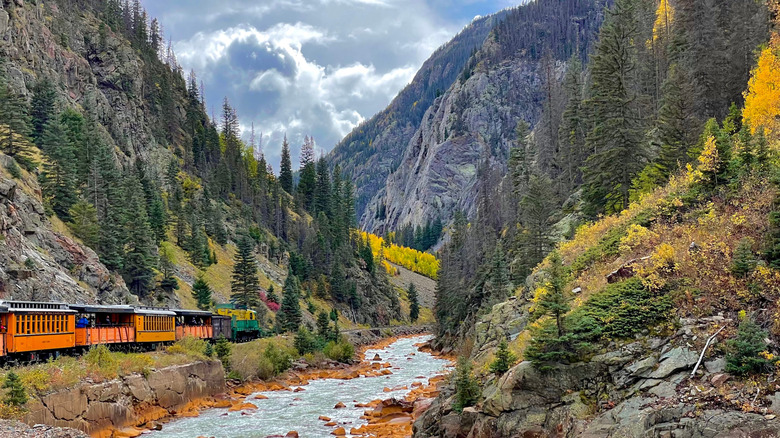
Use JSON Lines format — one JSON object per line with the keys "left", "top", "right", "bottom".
{"left": 328, "top": 11, "right": 510, "bottom": 220}
{"left": 354, "top": 0, "right": 607, "bottom": 234}
{"left": 415, "top": 317, "right": 780, "bottom": 438}
{"left": 0, "top": 156, "right": 136, "bottom": 304}
{"left": 23, "top": 360, "right": 225, "bottom": 435}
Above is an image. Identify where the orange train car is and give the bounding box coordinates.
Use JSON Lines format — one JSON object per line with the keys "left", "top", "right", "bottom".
{"left": 0, "top": 301, "right": 76, "bottom": 359}
{"left": 173, "top": 309, "right": 213, "bottom": 340}
{"left": 133, "top": 307, "right": 176, "bottom": 343}
{"left": 70, "top": 305, "right": 136, "bottom": 347}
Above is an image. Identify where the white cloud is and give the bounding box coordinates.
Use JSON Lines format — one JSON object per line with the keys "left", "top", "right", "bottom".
{"left": 144, "top": 0, "right": 503, "bottom": 167}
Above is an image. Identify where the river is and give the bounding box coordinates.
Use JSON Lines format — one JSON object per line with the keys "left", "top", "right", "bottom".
{"left": 148, "top": 335, "right": 449, "bottom": 438}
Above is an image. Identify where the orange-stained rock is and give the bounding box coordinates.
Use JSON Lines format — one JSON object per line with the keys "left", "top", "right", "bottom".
{"left": 331, "top": 427, "right": 347, "bottom": 436}
{"left": 324, "top": 421, "right": 337, "bottom": 426}
{"left": 319, "top": 416, "right": 331, "bottom": 421}
{"left": 334, "top": 402, "right": 346, "bottom": 408}
{"left": 380, "top": 369, "right": 393, "bottom": 376}
{"left": 294, "top": 387, "right": 306, "bottom": 392}
{"left": 228, "top": 402, "right": 257, "bottom": 412}
{"left": 411, "top": 382, "right": 422, "bottom": 387}
{"left": 285, "top": 431, "right": 299, "bottom": 438}
{"left": 254, "top": 394, "right": 269, "bottom": 400}
{"left": 372, "top": 354, "right": 381, "bottom": 361}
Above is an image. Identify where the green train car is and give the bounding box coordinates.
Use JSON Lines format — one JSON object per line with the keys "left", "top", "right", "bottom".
{"left": 215, "top": 304, "right": 264, "bottom": 341}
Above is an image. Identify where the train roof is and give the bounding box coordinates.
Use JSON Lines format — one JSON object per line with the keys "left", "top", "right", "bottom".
{"left": 0, "top": 300, "right": 75, "bottom": 313}
{"left": 68, "top": 304, "right": 176, "bottom": 316}
{"left": 69, "top": 304, "right": 136, "bottom": 314}
{"left": 171, "top": 309, "right": 213, "bottom": 317}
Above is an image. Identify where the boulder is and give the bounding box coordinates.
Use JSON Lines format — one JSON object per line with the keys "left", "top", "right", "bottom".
{"left": 649, "top": 347, "right": 697, "bottom": 379}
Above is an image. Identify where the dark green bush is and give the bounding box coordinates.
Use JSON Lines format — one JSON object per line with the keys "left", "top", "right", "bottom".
{"left": 726, "top": 320, "right": 773, "bottom": 376}
{"left": 294, "top": 326, "right": 320, "bottom": 355}
{"left": 3, "top": 372, "right": 26, "bottom": 406}
{"left": 263, "top": 343, "right": 292, "bottom": 374}
{"left": 452, "top": 357, "right": 480, "bottom": 413}
{"left": 214, "top": 337, "right": 231, "bottom": 370}
{"left": 323, "top": 339, "right": 354, "bottom": 363}
{"left": 489, "top": 339, "right": 517, "bottom": 375}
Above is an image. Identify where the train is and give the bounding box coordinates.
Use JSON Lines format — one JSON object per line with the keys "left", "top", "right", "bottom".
{"left": 0, "top": 300, "right": 264, "bottom": 361}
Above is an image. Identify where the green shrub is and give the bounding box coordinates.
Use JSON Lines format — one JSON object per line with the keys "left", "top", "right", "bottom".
{"left": 570, "top": 226, "right": 626, "bottom": 275}
{"left": 294, "top": 326, "right": 320, "bottom": 355}
{"left": 323, "top": 340, "right": 354, "bottom": 363}
{"left": 166, "top": 336, "right": 208, "bottom": 358}
{"left": 204, "top": 343, "right": 214, "bottom": 357}
{"left": 726, "top": 320, "right": 773, "bottom": 376}
{"left": 6, "top": 159, "right": 21, "bottom": 179}
{"left": 489, "top": 340, "right": 517, "bottom": 376}
{"left": 731, "top": 238, "right": 757, "bottom": 278}
{"left": 526, "top": 278, "right": 670, "bottom": 370}
{"left": 257, "top": 356, "right": 276, "bottom": 380}
{"left": 263, "top": 343, "right": 292, "bottom": 374}
{"left": 578, "top": 278, "right": 672, "bottom": 339}
{"left": 214, "top": 337, "right": 231, "bottom": 370}
{"left": 3, "top": 372, "right": 26, "bottom": 406}
{"left": 226, "top": 370, "right": 242, "bottom": 381}
{"left": 452, "top": 357, "right": 480, "bottom": 413}
{"left": 85, "top": 345, "right": 117, "bottom": 377}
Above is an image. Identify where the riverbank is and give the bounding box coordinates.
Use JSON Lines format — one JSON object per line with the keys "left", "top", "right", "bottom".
{"left": 150, "top": 334, "right": 453, "bottom": 437}
{"left": 1, "top": 326, "right": 441, "bottom": 437}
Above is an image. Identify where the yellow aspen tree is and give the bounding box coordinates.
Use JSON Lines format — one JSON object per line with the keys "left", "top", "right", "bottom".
{"left": 743, "top": 34, "right": 780, "bottom": 138}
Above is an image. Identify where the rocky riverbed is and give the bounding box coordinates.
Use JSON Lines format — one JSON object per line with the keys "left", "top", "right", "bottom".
{"left": 148, "top": 335, "right": 451, "bottom": 438}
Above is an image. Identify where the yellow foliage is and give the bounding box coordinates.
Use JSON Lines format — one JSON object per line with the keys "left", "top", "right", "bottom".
{"left": 652, "top": 0, "right": 674, "bottom": 42}
{"left": 361, "top": 232, "right": 439, "bottom": 279}
{"left": 619, "top": 224, "right": 657, "bottom": 254}
{"left": 743, "top": 35, "right": 780, "bottom": 137}
{"left": 686, "top": 135, "right": 719, "bottom": 184}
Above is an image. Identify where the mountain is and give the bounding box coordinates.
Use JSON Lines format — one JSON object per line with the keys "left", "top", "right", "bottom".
{"left": 0, "top": 0, "right": 403, "bottom": 327}
{"left": 327, "top": 10, "right": 510, "bottom": 223}
{"left": 361, "top": 0, "right": 609, "bottom": 234}
{"left": 415, "top": 0, "right": 779, "bottom": 435}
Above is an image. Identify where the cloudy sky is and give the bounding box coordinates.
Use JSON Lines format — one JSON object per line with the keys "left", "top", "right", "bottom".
{"left": 142, "top": 0, "right": 517, "bottom": 170}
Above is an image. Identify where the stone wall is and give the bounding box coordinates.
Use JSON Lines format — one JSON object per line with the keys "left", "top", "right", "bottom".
{"left": 23, "top": 360, "right": 225, "bottom": 436}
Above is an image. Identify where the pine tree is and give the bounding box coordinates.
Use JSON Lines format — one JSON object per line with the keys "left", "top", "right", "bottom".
{"left": 297, "top": 136, "right": 316, "bottom": 210}
{"left": 192, "top": 274, "right": 213, "bottom": 311}
{"left": 316, "top": 311, "right": 330, "bottom": 339}
{"left": 3, "top": 371, "right": 27, "bottom": 406}
{"left": 517, "top": 173, "right": 557, "bottom": 278}
{"left": 266, "top": 284, "right": 279, "bottom": 304}
{"left": 489, "top": 240, "right": 511, "bottom": 300}
{"left": 731, "top": 238, "right": 756, "bottom": 278}
{"left": 39, "top": 118, "right": 78, "bottom": 219}
{"left": 314, "top": 156, "right": 331, "bottom": 215}
{"left": 67, "top": 200, "right": 100, "bottom": 249}
{"left": 158, "top": 242, "right": 179, "bottom": 294}
{"left": 30, "top": 77, "right": 57, "bottom": 144}
{"left": 408, "top": 283, "right": 420, "bottom": 322}
{"left": 121, "top": 174, "right": 157, "bottom": 297}
{"left": 582, "top": 0, "right": 647, "bottom": 215}
{"left": 489, "top": 339, "right": 518, "bottom": 375}
{"left": 558, "top": 56, "right": 586, "bottom": 190}
{"left": 536, "top": 251, "right": 569, "bottom": 337}
{"left": 277, "top": 269, "right": 302, "bottom": 332}
{"left": 330, "top": 261, "right": 346, "bottom": 302}
{"left": 279, "top": 135, "right": 293, "bottom": 193}
{"left": 0, "top": 79, "right": 33, "bottom": 163}
{"left": 508, "top": 120, "right": 532, "bottom": 197}
{"left": 231, "top": 236, "right": 260, "bottom": 308}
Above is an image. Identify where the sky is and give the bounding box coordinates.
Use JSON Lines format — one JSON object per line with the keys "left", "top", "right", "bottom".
{"left": 141, "top": 0, "right": 517, "bottom": 170}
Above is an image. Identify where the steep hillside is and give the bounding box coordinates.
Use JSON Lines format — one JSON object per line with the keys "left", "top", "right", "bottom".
{"left": 416, "top": 0, "right": 780, "bottom": 436}
{"left": 0, "top": 0, "right": 400, "bottom": 327}
{"left": 328, "top": 11, "right": 509, "bottom": 221}
{"left": 360, "top": 0, "right": 609, "bottom": 234}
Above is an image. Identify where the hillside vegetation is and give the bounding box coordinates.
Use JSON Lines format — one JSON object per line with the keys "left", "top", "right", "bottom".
{"left": 361, "top": 232, "right": 439, "bottom": 280}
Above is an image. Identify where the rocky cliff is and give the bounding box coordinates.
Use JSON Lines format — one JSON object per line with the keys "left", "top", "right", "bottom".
{"left": 0, "top": 154, "right": 136, "bottom": 304}
{"left": 357, "top": 0, "right": 607, "bottom": 233}
{"left": 328, "top": 11, "right": 509, "bottom": 221}
{"left": 23, "top": 360, "right": 225, "bottom": 437}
